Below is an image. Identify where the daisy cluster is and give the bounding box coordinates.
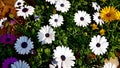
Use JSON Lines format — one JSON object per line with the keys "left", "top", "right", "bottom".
{"left": 0, "top": 0, "right": 120, "bottom": 68}
{"left": 0, "top": 0, "right": 35, "bottom": 67}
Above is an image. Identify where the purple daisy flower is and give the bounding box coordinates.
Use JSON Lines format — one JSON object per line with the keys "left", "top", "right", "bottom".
{"left": 0, "top": 34, "right": 16, "bottom": 45}
{"left": 2, "top": 57, "right": 17, "bottom": 68}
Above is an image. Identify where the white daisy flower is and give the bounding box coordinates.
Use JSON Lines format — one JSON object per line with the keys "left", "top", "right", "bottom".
{"left": 89, "top": 35, "right": 109, "bottom": 55}
{"left": 49, "top": 14, "right": 64, "bottom": 27}
{"left": 93, "top": 12, "right": 104, "bottom": 25}
{"left": 14, "top": 0, "right": 24, "bottom": 8}
{"left": 74, "top": 10, "right": 91, "bottom": 27}
{"left": 14, "top": 36, "right": 34, "bottom": 55}
{"left": 0, "top": 18, "right": 7, "bottom": 29}
{"left": 53, "top": 46, "right": 76, "bottom": 68}
{"left": 37, "top": 25, "right": 55, "bottom": 44}
{"left": 103, "top": 62, "right": 117, "bottom": 68}
{"left": 45, "top": 0, "right": 57, "bottom": 4}
{"left": 17, "top": 5, "right": 35, "bottom": 19}
{"left": 55, "top": 0, "right": 71, "bottom": 12}
{"left": 11, "top": 60, "right": 30, "bottom": 68}
{"left": 92, "top": 2, "right": 100, "bottom": 11}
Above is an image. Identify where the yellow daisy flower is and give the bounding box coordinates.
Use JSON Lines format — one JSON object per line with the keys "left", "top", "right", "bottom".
{"left": 100, "top": 6, "right": 117, "bottom": 22}
{"left": 115, "top": 11, "right": 120, "bottom": 20}
{"left": 91, "top": 23, "right": 98, "bottom": 30}
{"left": 100, "top": 29, "right": 105, "bottom": 35}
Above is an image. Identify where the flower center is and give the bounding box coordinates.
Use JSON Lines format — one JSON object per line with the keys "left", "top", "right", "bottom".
{"left": 54, "top": 19, "right": 58, "bottom": 22}
{"left": 17, "top": 2, "right": 21, "bottom": 5}
{"left": 96, "top": 43, "right": 101, "bottom": 47}
{"left": 61, "top": 55, "right": 66, "bottom": 61}
{"left": 106, "top": 13, "right": 111, "bottom": 17}
{"left": 6, "top": 38, "right": 10, "bottom": 42}
{"left": 21, "top": 42, "right": 28, "bottom": 48}
{"left": 45, "top": 33, "right": 50, "bottom": 37}
{"left": 96, "top": 5, "right": 98, "bottom": 7}
{"left": 60, "top": 3, "right": 64, "bottom": 7}
{"left": 22, "top": 8, "right": 28, "bottom": 13}
{"left": 98, "top": 16, "right": 101, "bottom": 19}
{"left": 80, "top": 17, "right": 84, "bottom": 21}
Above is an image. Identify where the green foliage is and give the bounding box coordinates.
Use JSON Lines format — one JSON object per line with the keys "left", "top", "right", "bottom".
{"left": 0, "top": 0, "right": 120, "bottom": 68}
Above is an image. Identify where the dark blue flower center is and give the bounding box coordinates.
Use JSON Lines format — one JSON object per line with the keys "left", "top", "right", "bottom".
{"left": 80, "top": 17, "right": 84, "bottom": 21}
{"left": 22, "top": 8, "right": 28, "bottom": 12}
{"left": 45, "top": 33, "right": 50, "bottom": 37}
{"left": 61, "top": 55, "right": 66, "bottom": 61}
{"left": 98, "top": 16, "right": 101, "bottom": 19}
{"left": 96, "top": 5, "right": 98, "bottom": 7}
{"left": 96, "top": 43, "right": 101, "bottom": 47}
{"left": 17, "top": 2, "right": 21, "bottom": 5}
{"left": 60, "top": 4, "right": 64, "bottom": 7}
{"left": 54, "top": 19, "right": 58, "bottom": 22}
{"left": 21, "top": 42, "right": 28, "bottom": 48}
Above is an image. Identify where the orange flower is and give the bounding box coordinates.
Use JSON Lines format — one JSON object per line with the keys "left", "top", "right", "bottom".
{"left": 0, "top": 26, "right": 21, "bottom": 38}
